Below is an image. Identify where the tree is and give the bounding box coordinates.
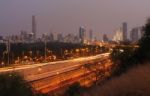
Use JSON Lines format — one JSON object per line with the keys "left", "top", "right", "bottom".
{"left": 110, "top": 46, "right": 138, "bottom": 76}
{"left": 137, "top": 18, "right": 150, "bottom": 62}
{"left": 64, "top": 82, "right": 84, "bottom": 96}
{"left": 0, "top": 73, "right": 47, "bottom": 96}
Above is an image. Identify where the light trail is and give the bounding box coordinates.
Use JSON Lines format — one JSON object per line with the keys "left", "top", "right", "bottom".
{"left": 0, "top": 53, "right": 110, "bottom": 73}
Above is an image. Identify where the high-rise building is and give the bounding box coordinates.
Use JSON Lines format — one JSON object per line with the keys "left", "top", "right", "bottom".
{"left": 89, "top": 29, "right": 93, "bottom": 41}
{"left": 122, "top": 22, "right": 127, "bottom": 41}
{"left": 130, "top": 28, "right": 139, "bottom": 42}
{"left": 49, "top": 33, "right": 54, "bottom": 42}
{"left": 57, "top": 33, "right": 63, "bottom": 42}
{"left": 20, "top": 30, "right": 28, "bottom": 42}
{"left": 103, "top": 34, "right": 109, "bottom": 42}
{"left": 113, "top": 27, "right": 123, "bottom": 42}
{"left": 139, "top": 26, "right": 144, "bottom": 38}
{"left": 74, "top": 35, "right": 80, "bottom": 44}
{"left": 32, "top": 15, "right": 36, "bottom": 40}
{"left": 79, "top": 26, "right": 86, "bottom": 43}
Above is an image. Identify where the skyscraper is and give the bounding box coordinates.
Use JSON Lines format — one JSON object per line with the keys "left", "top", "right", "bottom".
{"left": 122, "top": 22, "right": 127, "bottom": 41}
{"left": 32, "top": 15, "right": 36, "bottom": 40}
{"left": 113, "top": 27, "right": 123, "bottom": 42}
{"left": 130, "top": 28, "right": 139, "bottom": 43}
{"left": 103, "top": 34, "right": 109, "bottom": 42}
{"left": 49, "top": 33, "right": 54, "bottom": 42}
{"left": 79, "top": 26, "right": 86, "bottom": 43}
{"left": 57, "top": 33, "right": 63, "bottom": 42}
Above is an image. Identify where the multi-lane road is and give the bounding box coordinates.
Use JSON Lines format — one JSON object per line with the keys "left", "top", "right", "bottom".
{"left": 0, "top": 53, "right": 111, "bottom": 93}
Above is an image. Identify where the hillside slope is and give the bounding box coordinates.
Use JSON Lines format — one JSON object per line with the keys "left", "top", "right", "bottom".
{"left": 85, "top": 64, "right": 150, "bottom": 96}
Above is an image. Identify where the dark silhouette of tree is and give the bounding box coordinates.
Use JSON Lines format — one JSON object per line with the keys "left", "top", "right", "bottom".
{"left": 0, "top": 73, "right": 47, "bottom": 96}
{"left": 110, "top": 46, "right": 138, "bottom": 76}
{"left": 110, "top": 18, "right": 150, "bottom": 76}
{"left": 137, "top": 18, "right": 150, "bottom": 62}
{"left": 64, "top": 82, "right": 84, "bottom": 96}
{"left": 0, "top": 42, "right": 107, "bottom": 66}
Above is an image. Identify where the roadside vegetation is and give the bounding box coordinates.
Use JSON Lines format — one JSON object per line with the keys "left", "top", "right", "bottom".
{"left": 0, "top": 73, "right": 47, "bottom": 96}
{"left": 63, "top": 18, "right": 150, "bottom": 96}
{"left": 64, "top": 82, "right": 85, "bottom": 96}
{"left": 0, "top": 42, "right": 108, "bottom": 67}
{"left": 111, "top": 18, "right": 150, "bottom": 76}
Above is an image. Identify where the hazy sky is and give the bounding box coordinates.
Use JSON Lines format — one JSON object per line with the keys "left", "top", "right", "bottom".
{"left": 0, "top": 0, "right": 150, "bottom": 40}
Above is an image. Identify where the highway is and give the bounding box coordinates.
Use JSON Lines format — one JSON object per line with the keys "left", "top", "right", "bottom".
{"left": 0, "top": 53, "right": 109, "bottom": 80}
{"left": 31, "top": 55, "right": 112, "bottom": 93}
{"left": 0, "top": 53, "right": 109, "bottom": 73}
{"left": 0, "top": 52, "right": 111, "bottom": 93}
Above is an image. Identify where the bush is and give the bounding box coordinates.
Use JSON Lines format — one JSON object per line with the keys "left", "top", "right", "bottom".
{"left": 64, "top": 82, "right": 84, "bottom": 96}
{"left": 110, "top": 46, "right": 138, "bottom": 76}
{"left": 0, "top": 73, "right": 47, "bottom": 96}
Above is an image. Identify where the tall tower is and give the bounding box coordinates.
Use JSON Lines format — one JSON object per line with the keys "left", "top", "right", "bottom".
{"left": 122, "top": 22, "right": 127, "bottom": 41}
{"left": 79, "top": 26, "right": 86, "bottom": 43}
{"left": 32, "top": 15, "right": 36, "bottom": 40}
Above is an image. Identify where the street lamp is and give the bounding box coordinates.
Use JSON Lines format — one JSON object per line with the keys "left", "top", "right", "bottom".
{"left": 1, "top": 61, "right": 4, "bottom": 66}
{"left": 38, "top": 67, "right": 42, "bottom": 72}
{"left": 56, "top": 72, "right": 59, "bottom": 75}
{"left": 44, "top": 37, "right": 47, "bottom": 62}
{"left": 5, "top": 39, "right": 10, "bottom": 66}
{"left": 119, "top": 49, "right": 124, "bottom": 53}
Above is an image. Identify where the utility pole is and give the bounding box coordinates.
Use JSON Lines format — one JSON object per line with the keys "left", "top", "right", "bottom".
{"left": 45, "top": 39, "right": 47, "bottom": 62}
{"left": 6, "top": 39, "right": 10, "bottom": 65}
{"left": 45, "top": 39, "right": 47, "bottom": 61}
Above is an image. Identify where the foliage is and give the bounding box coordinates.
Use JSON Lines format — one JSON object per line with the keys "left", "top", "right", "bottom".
{"left": 110, "top": 18, "right": 150, "bottom": 76}
{"left": 64, "top": 82, "right": 84, "bottom": 96}
{"left": 137, "top": 18, "right": 150, "bottom": 62}
{"left": 0, "top": 42, "right": 107, "bottom": 66}
{"left": 110, "top": 46, "right": 138, "bottom": 76}
{"left": 0, "top": 73, "right": 47, "bottom": 96}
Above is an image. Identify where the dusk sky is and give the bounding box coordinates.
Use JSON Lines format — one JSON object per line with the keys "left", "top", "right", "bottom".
{"left": 0, "top": 0, "right": 150, "bottom": 40}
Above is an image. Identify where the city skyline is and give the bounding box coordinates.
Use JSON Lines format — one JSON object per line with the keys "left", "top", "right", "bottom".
{"left": 0, "top": 1, "right": 150, "bottom": 96}
{"left": 0, "top": 0, "right": 150, "bottom": 40}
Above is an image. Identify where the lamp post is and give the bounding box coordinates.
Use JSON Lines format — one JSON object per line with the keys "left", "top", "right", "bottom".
{"left": 2, "top": 51, "right": 6, "bottom": 66}
{"left": 6, "top": 39, "right": 10, "bottom": 66}
{"left": 44, "top": 35, "right": 47, "bottom": 62}
{"left": 45, "top": 40, "right": 46, "bottom": 62}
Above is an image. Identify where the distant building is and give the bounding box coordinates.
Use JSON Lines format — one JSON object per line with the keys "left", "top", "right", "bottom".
{"left": 28, "top": 33, "right": 35, "bottom": 42}
{"left": 5, "top": 35, "right": 22, "bottom": 43}
{"left": 21, "top": 30, "right": 28, "bottom": 42}
{"left": 139, "top": 26, "right": 144, "bottom": 39}
{"left": 73, "top": 35, "right": 80, "bottom": 43}
{"left": 64, "top": 34, "right": 72, "bottom": 43}
{"left": 49, "top": 33, "right": 54, "bottom": 42}
{"left": 122, "top": 22, "right": 128, "bottom": 41}
{"left": 130, "top": 28, "right": 139, "bottom": 43}
{"left": 103, "top": 34, "right": 109, "bottom": 42}
{"left": 113, "top": 27, "right": 123, "bottom": 42}
{"left": 63, "top": 34, "right": 80, "bottom": 44}
{"left": 0, "top": 36, "right": 3, "bottom": 43}
{"left": 57, "top": 33, "right": 64, "bottom": 42}
{"left": 89, "top": 29, "right": 93, "bottom": 41}
{"left": 79, "top": 26, "right": 86, "bottom": 43}
{"left": 32, "top": 15, "right": 37, "bottom": 41}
